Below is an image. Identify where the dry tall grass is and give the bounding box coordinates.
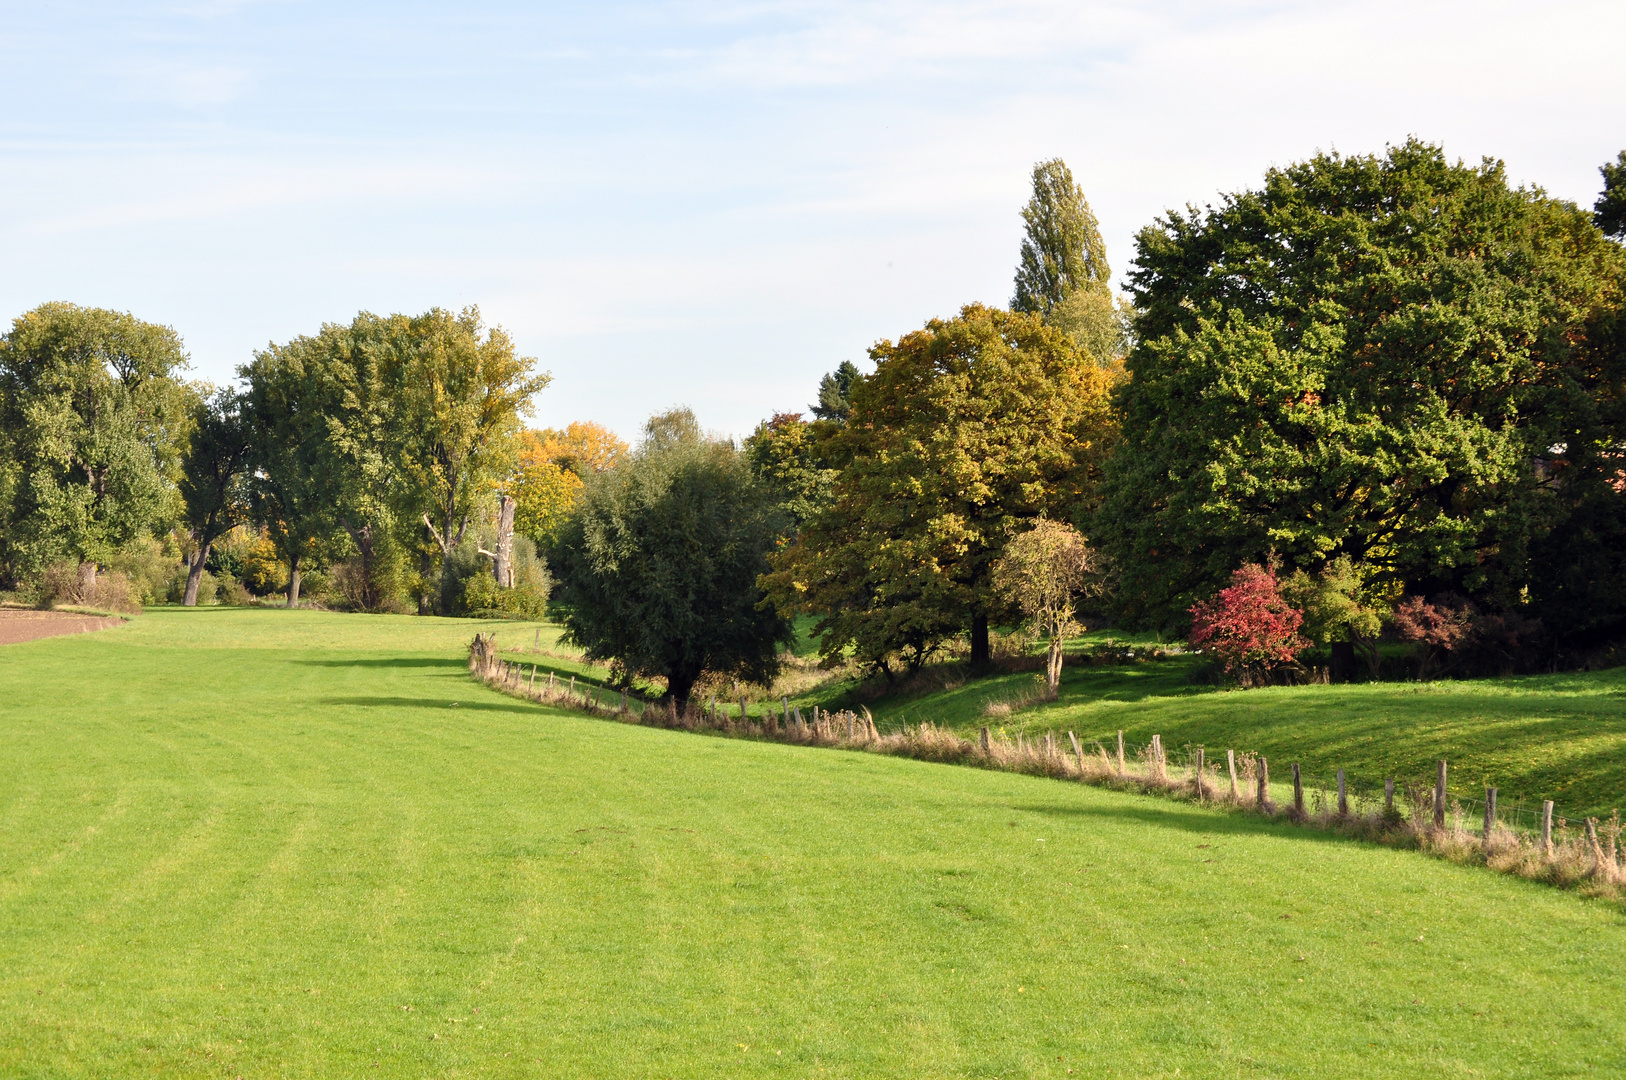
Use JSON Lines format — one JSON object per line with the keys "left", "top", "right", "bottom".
{"left": 468, "top": 635, "right": 1625, "bottom": 906}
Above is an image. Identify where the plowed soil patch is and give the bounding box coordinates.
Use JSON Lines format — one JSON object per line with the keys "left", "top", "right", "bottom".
{"left": 0, "top": 609, "right": 125, "bottom": 644}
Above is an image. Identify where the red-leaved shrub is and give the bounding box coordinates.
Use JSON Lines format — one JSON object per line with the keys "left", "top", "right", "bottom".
{"left": 1392, "top": 594, "right": 1477, "bottom": 680}
{"left": 1189, "top": 564, "right": 1309, "bottom": 685}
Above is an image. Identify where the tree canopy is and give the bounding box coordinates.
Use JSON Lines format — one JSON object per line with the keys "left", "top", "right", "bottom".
{"left": 1097, "top": 139, "right": 1626, "bottom": 636}
{"left": 0, "top": 302, "right": 193, "bottom": 579}
{"left": 1595, "top": 150, "right": 1626, "bottom": 239}
{"left": 1011, "top": 159, "right": 1110, "bottom": 317}
{"left": 763, "top": 303, "right": 1117, "bottom": 673}
{"left": 560, "top": 409, "right": 792, "bottom": 705}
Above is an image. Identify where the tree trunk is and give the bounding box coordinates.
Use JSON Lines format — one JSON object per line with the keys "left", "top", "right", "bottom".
{"left": 418, "top": 544, "right": 434, "bottom": 615}
{"left": 77, "top": 561, "right": 97, "bottom": 595}
{"left": 340, "top": 519, "right": 376, "bottom": 609}
{"left": 667, "top": 668, "right": 697, "bottom": 711}
{"left": 970, "top": 612, "right": 990, "bottom": 670}
{"left": 494, "top": 495, "right": 516, "bottom": 588}
{"left": 1046, "top": 620, "right": 1064, "bottom": 697}
{"left": 1330, "top": 641, "right": 1356, "bottom": 683}
{"left": 183, "top": 542, "right": 212, "bottom": 607}
{"left": 1351, "top": 630, "right": 1382, "bottom": 680}
{"left": 287, "top": 553, "right": 302, "bottom": 608}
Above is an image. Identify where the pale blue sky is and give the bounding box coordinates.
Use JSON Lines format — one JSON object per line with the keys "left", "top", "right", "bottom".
{"left": 3, "top": 1, "right": 1623, "bottom": 440}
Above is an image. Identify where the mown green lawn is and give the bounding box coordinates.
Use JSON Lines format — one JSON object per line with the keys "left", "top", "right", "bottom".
{"left": 834, "top": 648, "right": 1626, "bottom": 822}
{"left": 2, "top": 608, "right": 1624, "bottom": 1078}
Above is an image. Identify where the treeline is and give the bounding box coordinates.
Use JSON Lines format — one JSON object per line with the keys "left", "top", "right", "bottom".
{"left": 0, "top": 304, "right": 597, "bottom": 616}
{"left": 556, "top": 141, "right": 1626, "bottom": 701}
{"left": 5, "top": 139, "right": 1623, "bottom": 701}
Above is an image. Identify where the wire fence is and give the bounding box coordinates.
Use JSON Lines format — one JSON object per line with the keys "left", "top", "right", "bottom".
{"left": 1142, "top": 740, "right": 1600, "bottom": 837}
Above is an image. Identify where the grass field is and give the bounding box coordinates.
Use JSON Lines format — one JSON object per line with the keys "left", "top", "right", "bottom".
{"left": 3, "top": 608, "right": 1625, "bottom": 1077}
{"left": 789, "top": 640, "right": 1626, "bottom": 823}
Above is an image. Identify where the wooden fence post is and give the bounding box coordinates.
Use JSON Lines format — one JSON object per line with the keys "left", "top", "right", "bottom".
{"left": 1257, "top": 756, "right": 1270, "bottom": 809}
{"left": 547, "top": 670, "right": 555, "bottom": 693}
{"left": 1291, "top": 763, "right": 1304, "bottom": 815}
{"left": 1434, "top": 759, "right": 1448, "bottom": 830}
{"left": 740, "top": 696, "right": 750, "bottom": 726}
{"left": 1227, "top": 750, "right": 1238, "bottom": 799}
{"left": 1337, "top": 769, "right": 1347, "bottom": 816}
{"left": 1541, "top": 800, "right": 1555, "bottom": 856}
{"left": 1069, "top": 731, "right": 1083, "bottom": 775}
{"left": 1117, "top": 730, "right": 1126, "bottom": 775}
{"left": 1152, "top": 734, "right": 1164, "bottom": 778}
{"left": 1045, "top": 732, "right": 1055, "bottom": 760}
{"left": 1194, "top": 748, "right": 1205, "bottom": 802}
{"left": 980, "top": 726, "right": 991, "bottom": 753}
{"left": 1385, "top": 778, "right": 1395, "bottom": 817}
{"left": 1483, "top": 787, "right": 1498, "bottom": 845}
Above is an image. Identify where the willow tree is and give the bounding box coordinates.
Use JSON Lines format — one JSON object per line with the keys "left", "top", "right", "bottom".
{"left": 560, "top": 409, "right": 791, "bottom": 706}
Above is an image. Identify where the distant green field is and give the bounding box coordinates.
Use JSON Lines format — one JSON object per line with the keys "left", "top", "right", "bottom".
{"left": 3, "top": 608, "right": 1625, "bottom": 1078}
{"left": 804, "top": 643, "right": 1626, "bottom": 823}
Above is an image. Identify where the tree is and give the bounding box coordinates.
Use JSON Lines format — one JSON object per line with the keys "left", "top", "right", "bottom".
{"left": 742, "top": 412, "right": 835, "bottom": 531}
{"left": 1392, "top": 595, "right": 1477, "bottom": 681}
{"left": 1012, "top": 159, "right": 1110, "bottom": 317}
{"left": 1596, "top": 150, "right": 1626, "bottom": 239}
{"left": 520, "top": 421, "right": 627, "bottom": 476}
{"left": 247, "top": 313, "right": 408, "bottom": 611}
{"left": 1280, "top": 556, "right": 1392, "bottom": 681}
{"left": 559, "top": 408, "right": 792, "bottom": 706}
{"left": 810, "top": 361, "right": 861, "bottom": 423}
{"left": 511, "top": 457, "right": 584, "bottom": 547}
{"left": 1098, "top": 139, "right": 1626, "bottom": 630}
{"left": 239, "top": 343, "right": 337, "bottom": 607}
{"left": 0, "top": 302, "right": 192, "bottom": 584}
{"left": 177, "top": 388, "right": 250, "bottom": 606}
{"left": 1188, "top": 564, "right": 1309, "bottom": 686}
{"left": 762, "top": 304, "right": 1117, "bottom": 674}
{"left": 991, "top": 519, "right": 1099, "bottom": 696}
{"left": 387, "top": 308, "right": 551, "bottom": 613}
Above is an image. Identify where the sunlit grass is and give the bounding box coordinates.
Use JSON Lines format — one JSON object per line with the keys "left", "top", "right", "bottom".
{"left": 1, "top": 608, "right": 1623, "bottom": 1077}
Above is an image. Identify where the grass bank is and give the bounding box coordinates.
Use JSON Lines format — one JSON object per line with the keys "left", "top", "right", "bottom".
{"left": 3, "top": 608, "right": 1624, "bottom": 1077}
{"left": 797, "top": 639, "right": 1626, "bottom": 822}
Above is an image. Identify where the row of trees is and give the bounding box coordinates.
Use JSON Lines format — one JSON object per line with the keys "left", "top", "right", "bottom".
{"left": 0, "top": 303, "right": 589, "bottom": 616}
{"left": 556, "top": 143, "right": 1626, "bottom": 701}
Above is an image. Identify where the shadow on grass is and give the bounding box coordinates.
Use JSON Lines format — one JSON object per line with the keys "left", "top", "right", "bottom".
{"left": 319, "top": 695, "right": 547, "bottom": 716}
{"left": 295, "top": 657, "right": 466, "bottom": 669}
{"left": 1011, "top": 798, "right": 1364, "bottom": 846}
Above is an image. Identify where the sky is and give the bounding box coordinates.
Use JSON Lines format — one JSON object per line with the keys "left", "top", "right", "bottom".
{"left": 2, "top": 1, "right": 1623, "bottom": 442}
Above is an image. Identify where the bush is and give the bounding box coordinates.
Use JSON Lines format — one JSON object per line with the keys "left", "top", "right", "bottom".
{"left": 217, "top": 573, "right": 255, "bottom": 606}
{"left": 211, "top": 528, "right": 287, "bottom": 596}
{"left": 441, "top": 526, "right": 551, "bottom": 619}
{"left": 31, "top": 561, "right": 141, "bottom": 614}
{"left": 1188, "top": 563, "right": 1309, "bottom": 686}
{"left": 330, "top": 557, "right": 411, "bottom": 614}
{"left": 109, "top": 538, "right": 186, "bottom": 606}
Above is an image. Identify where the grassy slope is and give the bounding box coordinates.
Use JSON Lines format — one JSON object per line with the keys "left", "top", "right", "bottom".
{"left": 824, "top": 643, "right": 1626, "bottom": 821}
{"left": 0, "top": 609, "right": 1623, "bottom": 1078}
